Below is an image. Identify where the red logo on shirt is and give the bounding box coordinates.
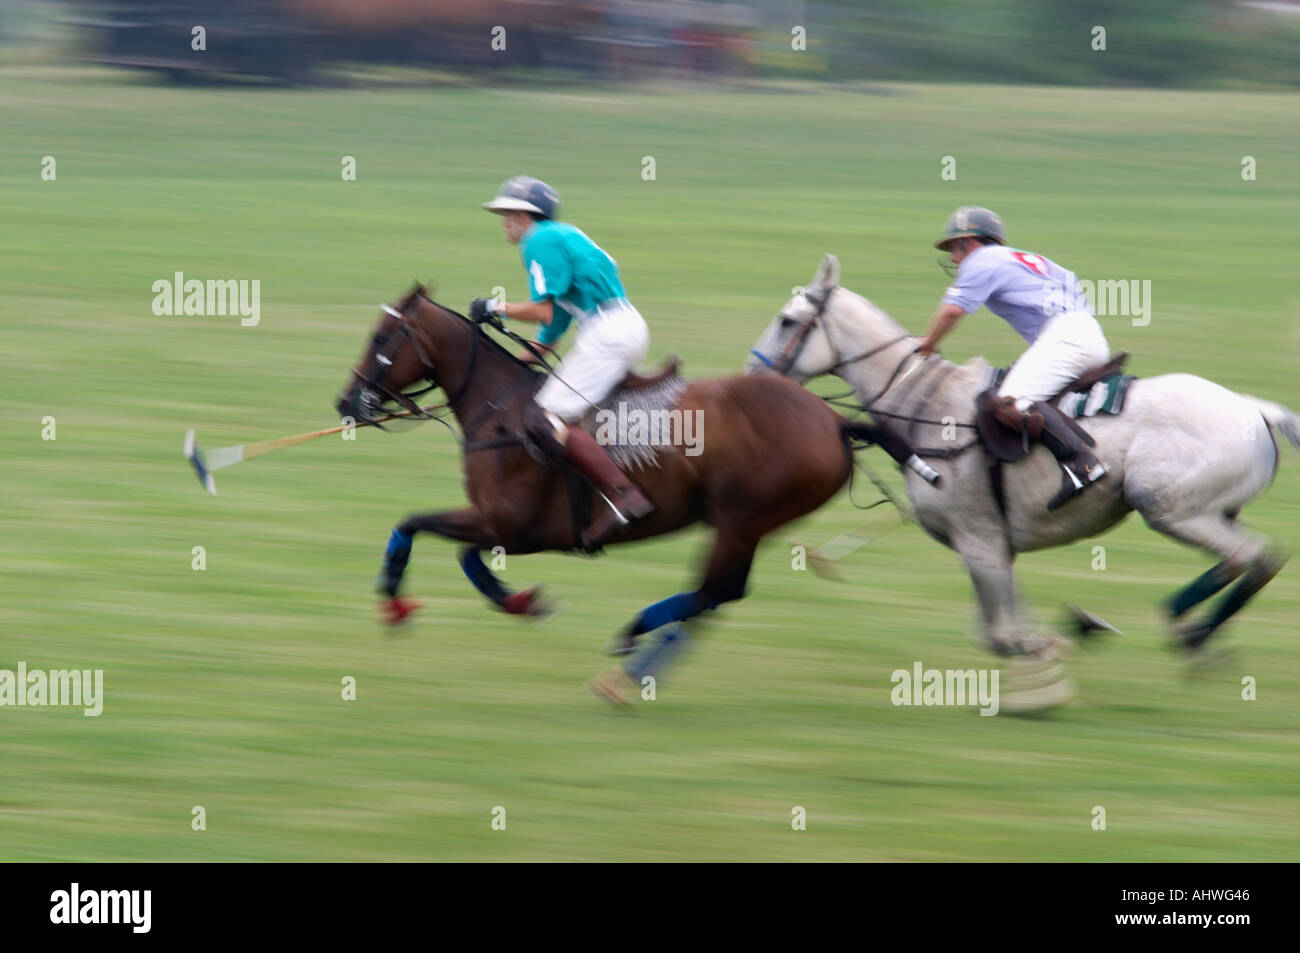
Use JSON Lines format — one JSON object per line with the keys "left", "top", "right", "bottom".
{"left": 1012, "top": 252, "right": 1050, "bottom": 278}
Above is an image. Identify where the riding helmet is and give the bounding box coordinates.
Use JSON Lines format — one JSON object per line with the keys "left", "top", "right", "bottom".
{"left": 482, "top": 176, "right": 561, "bottom": 220}
{"left": 934, "top": 206, "right": 1006, "bottom": 250}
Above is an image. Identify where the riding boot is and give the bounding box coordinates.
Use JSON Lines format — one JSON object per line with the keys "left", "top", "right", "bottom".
{"left": 563, "top": 428, "right": 655, "bottom": 549}
{"left": 1029, "top": 401, "right": 1109, "bottom": 510}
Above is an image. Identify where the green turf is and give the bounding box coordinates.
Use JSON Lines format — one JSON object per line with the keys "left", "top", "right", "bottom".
{"left": 2, "top": 68, "right": 1298, "bottom": 861}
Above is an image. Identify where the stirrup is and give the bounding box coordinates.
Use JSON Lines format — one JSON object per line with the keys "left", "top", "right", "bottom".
{"left": 581, "top": 488, "right": 653, "bottom": 550}
{"left": 1047, "top": 461, "right": 1107, "bottom": 511}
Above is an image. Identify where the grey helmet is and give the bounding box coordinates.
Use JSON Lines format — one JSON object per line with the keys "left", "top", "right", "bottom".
{"left": 934, "top": 206, "right": 1006, "bottom": 250}
{"left": 482, "top": 175, "right": 560, "bottom": 220}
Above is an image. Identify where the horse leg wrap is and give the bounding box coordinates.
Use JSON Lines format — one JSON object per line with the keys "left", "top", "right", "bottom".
{"left": 459, "top": 547, "right": 511, "bottom": 605}
{"left": 376, "top": 528, "right": 413, "bottom": 597}
{"left": 1202, "top": 555, "right": 1284, "bottom": 632}
{"left": 629, "top": 591, "right": 708, "bottom": 637}
{"left": 624, "top": 624, "right": 692, "bottom": 685}
{"left": 1166, "top": 561, "right": 1241, "bottom": 619}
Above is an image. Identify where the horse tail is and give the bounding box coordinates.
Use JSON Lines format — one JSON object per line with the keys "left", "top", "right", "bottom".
{"left": 1248, "top": 397, "right": 1300, "bottom": 448}
{"left": 839, "top": 417, "right": 941, "bottom": 485}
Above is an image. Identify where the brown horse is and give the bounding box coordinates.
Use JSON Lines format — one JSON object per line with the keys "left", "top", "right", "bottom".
{"left": 335, "top": 286, "right": 918, "bottom": 699}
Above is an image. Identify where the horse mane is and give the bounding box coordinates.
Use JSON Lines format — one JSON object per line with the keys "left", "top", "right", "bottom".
{"left": 836, "top": 283, "right": 989, "bottom": 393}
{"left": 837, "top": 286, "right": 913, "bottom": 341}
{"left": 413, "top": 289, "right": 544, "bottom": 377}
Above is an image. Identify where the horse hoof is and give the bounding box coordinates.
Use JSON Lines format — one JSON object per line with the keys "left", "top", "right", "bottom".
{"left": 604, "top": 632, "right": 639, "bottom": 657}
{"left": 502, "top": 587, "right": 545, "bottom": 616}
{"left": 999, "top": 649, "right": 1075, "bottom": 714}
{"left": 1000, "top": 676, "right": 1076, "bottom": 714}
{"left": 1174, "top": 620, "right": 1217, "bottom": 652}
{"left": 987, "top": 632, "right": 1059, "bottom": 657}
{"left": 586, "top": 670, "right": 637, "bottom": 709}
{"left": 1181, "top": 645, "right": 1243, "bottom": 676}
{"left": 379, "top": 596, "right": 421, "bottom": 626}
{"left": 500, "top": 586, "right": 565, "bottom": 623}
{"left": 1065, "top": 604, "right": 1121, "bottom": 641}
{"left": 501, "top": 589, "right": 532, "bottom": 615}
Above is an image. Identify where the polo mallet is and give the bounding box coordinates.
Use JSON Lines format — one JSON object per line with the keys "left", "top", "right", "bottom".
{"left": 800, "top": 508, "right": 909, "bottom": 581}
{"left": 798, "top": 448, "right": 921, "bottom": 580}
{"left": 184, "top": 403, "right": 444, "bottom": 495}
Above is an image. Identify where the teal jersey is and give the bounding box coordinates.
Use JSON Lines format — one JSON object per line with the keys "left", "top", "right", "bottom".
{"left": 519, "top": 220, "right": 627, "bottom": 345}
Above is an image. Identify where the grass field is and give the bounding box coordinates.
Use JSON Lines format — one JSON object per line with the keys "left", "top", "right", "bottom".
{"left": 2, "top": 66, "right": 1298, "bottom": 861}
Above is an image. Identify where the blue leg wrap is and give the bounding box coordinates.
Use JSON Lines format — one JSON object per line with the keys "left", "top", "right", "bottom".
{"left": 631, "top": 591, "right": 701, "bottom": 636}
{"left": 376, "top": 528, "right": 413, "bottom": 596}
{"left": 624, "top": 624, "right": 691, "bottom": 684}
{"left": 460, "top": 547, "right": 510, "bottom": 604}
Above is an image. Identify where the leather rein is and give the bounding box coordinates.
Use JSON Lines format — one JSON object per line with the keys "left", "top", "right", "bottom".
{"left": 757, "top": 286, "right": 980, "bottom": 459}
{"left": 355, "top": 294, "right": 549, "bottom": 452}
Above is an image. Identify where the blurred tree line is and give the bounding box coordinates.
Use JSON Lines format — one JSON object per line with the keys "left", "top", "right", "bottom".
{"left": 793, "top": 0, "right": 1300, "bottom": 88}
{"left": 4, "top": 0, "right": 1298, "bottom": 88}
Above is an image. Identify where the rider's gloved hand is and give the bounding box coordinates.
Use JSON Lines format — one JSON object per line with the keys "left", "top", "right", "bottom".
{"left": 469, "top": 297, "right": 503, "bottom": 326}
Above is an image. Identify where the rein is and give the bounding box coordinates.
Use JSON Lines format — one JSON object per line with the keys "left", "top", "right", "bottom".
{"left": 762, "top": 287, "right": 981, "bottom": 460}
{"left": 350, "top": 302, "right": 450, "bottom": 425}
{"left": 356, "top": 293, "right": 572, "bottom": 455}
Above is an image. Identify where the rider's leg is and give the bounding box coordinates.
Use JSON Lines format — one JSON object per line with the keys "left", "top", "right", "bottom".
{"left": 997, "top": 311, "right": 1110, "bottom": 508}
{"left": 525, "top": 309, "right": 654, "bottom": 547}
{"left": 526, "top": 408, "right": 654, "bottom": 548}
{"left": 565, "top": 415, "right": 655, "bottom": 543}
{"left": 1029, "top": 401, "right": 1109, "bottom": 508}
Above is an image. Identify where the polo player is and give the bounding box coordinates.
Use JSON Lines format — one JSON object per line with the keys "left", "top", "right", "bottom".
{"left": 919, "top": 206, "right": 1110, "bottom": 509}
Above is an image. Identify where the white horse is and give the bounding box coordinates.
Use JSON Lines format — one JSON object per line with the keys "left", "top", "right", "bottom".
{"left": 748, "top": 255, "right": 1297, "bottom": 657}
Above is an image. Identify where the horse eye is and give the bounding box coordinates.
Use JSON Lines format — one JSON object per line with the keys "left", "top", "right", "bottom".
{"left": 373, "top": 332, "right": 388, "bottom": 347}
{"left": 779, "top": 316, "right": 796, "bottom": 329}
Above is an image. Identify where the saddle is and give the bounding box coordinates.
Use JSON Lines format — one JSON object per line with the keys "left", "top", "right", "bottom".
{"left": 576, "top": 355, "right": 689, "bottom": 473}
{"left": 620, "top": 355, "right": 681, "bottom": 390}
{"left": 977, "top": 352, "right": 1129, "bottom": 463}
{"left": 1047, "top": 352, "right": 1129, "bottom": 404}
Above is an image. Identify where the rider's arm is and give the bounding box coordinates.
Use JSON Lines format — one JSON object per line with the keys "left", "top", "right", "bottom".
{"left": 506, "top": 228, "right": 573, "bottom": 353}
{"left": 508, "top": 299, "right": 568, "bottom": 362}
{"left": 501, "top": 299, "right": 554, "bottom": 324}
{"left": 535, "top": 305, "right": 572, "bottom": 345}
{"left": 921, "top": 253, "right": 999, "bottom": 354}
{"left": 919, "top": 302, "right": 965, "bottom": 355}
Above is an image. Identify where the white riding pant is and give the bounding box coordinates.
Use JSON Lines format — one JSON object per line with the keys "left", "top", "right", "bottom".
{"left": 536, "top": 300, "right": 650, "bottom": 423}
{"left": 998, "top": 310, "right": 1109, "bottom": 409}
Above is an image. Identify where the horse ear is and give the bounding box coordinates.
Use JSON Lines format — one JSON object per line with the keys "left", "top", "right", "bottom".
{"left": 402, "top": 282, "right": 429, "bottom": 313}
{"left": 811, "top": 253, "right": 840, "bottom": 289}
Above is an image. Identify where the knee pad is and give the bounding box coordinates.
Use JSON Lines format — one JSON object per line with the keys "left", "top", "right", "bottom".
{"left": 543, "top": 411, "right": 569, "bottom": 445}
{"left": 522, "top": 402, "right": 568, "bottom": 458}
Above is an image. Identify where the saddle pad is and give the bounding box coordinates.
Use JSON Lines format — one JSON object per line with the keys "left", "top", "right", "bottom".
{"left": 580, "top": 374, "right": 689, "bottom": 471}
{"left": 1057, "top": 373, "right": 1135, "bottom": 419}
{"left": 987, "top": 367, "right": 1136, "bottom": 419}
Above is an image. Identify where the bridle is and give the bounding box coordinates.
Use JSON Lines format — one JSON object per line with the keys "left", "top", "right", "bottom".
{"left": 751, "top": 285, "right": 917, "bottom": 407}
{"left": 751, "top": 285, "right": 980, "bottom": 459}
{"left": 353, "top": 295, "right": 478, "bottom": 426}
